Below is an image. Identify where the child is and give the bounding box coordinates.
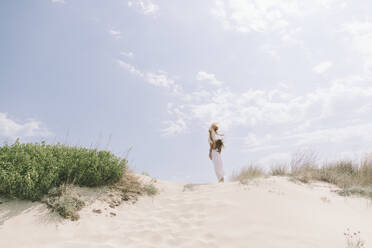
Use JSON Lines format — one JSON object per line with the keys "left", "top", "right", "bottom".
{"left": 211, "top": 139, "right": 225, "bottom": 182}
{"left": 208, "top": 123, "right": 224, "bottom": 160}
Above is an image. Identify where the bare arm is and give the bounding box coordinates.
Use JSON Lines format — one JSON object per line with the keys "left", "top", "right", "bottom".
{"left": 216, "top": 131, "right": 224, "bottom": 136}
{"left": 209, "top": 146, "right": 212, "bottom": 160}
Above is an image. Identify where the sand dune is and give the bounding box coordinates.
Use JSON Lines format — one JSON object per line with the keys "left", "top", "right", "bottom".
{"left": 1, "top": 176, "right": 371, "bottom": 248}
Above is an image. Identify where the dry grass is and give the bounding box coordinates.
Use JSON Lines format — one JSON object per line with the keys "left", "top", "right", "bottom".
{"left": 43, "top": 170, "right": 159, "bottom": 220}
{"left": 283, "top": 150, "right": 372, "bottom": 199}
{"left": 289, "top": 150, "right": 319, "bottom": 183}
{"left": 142, "top": 183, "right": 158, "bottom": 196}
{"left": 110, "top": 171, "right": 145, "bottom": 202}
{"left": 110, "top": 171, "right": 159, "bottom": 203}
{"left": 43, "top": 184, "right": 85, "bottom": 221}
{"left": 231, "top": 165, "right": 266, "bottom": 184}
{"left": 270, "top": 164, "right": 288, "bottom": 176}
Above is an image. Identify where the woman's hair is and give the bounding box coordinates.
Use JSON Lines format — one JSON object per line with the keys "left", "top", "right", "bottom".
{"left": 215, "top": 139, "right": 224, "bottom": 153}
{"left": 210, "top": 123, "right": 218, "bottom": 131}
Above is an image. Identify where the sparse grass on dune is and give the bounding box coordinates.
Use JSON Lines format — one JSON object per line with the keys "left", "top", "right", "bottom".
{"left": 278, "top": 150, "right": 372, "bottom": 199}
{"left": 235, "top": 150, "right": 372, "bottom": 199}
{"left": 142, "top": 183, "right": 158, "bottom": 196}
{"left": 43, "top": 184, "right": 85, "bottom": 221}
{"left": 270, "top": 164, "right": 288, "bottom": 176}
{"left": 315, "top": 160, "right": 372, "bottom": 199}
{"left": 110, "top": 170, "right": 158, "bottom": 202}
{"left": 231, "top": 165, "right": 266, "bottom": 184}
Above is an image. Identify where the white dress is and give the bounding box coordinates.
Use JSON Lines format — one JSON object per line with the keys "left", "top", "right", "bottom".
{"left": 212, "top": 149, "right": 225, "bottom": 181}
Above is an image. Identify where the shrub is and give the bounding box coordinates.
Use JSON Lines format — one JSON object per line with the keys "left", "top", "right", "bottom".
{"left": 0, "top": 140, "right": 126, "bottom": 200}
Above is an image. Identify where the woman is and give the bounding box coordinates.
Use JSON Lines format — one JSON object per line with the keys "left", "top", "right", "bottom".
{"left": 208, "top": 123, "right": 223, "bottom": 160}
{"left": 208, "top": 123, "right": 225, "bottom": 182}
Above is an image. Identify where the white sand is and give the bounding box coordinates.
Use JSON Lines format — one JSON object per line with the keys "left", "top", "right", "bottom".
{"left": 1, "top": 176, "right": 372, "bottom": 248}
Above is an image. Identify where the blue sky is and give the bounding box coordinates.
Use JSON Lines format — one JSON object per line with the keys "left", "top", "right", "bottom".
{"left": 1, "top": 0, "right": 372, "bottom": 182}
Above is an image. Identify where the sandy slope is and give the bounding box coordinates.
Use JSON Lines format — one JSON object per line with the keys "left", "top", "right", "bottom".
{"left": 1, "top": 176, "right": 371, "bottom": 248}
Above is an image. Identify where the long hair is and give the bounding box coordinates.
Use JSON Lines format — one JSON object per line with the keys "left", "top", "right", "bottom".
{"left": 215, "top": 139, "right": 224, "bottom": 153}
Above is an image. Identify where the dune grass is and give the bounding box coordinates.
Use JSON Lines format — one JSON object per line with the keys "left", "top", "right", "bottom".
{"left": 231, "top": 165, "right": 266, "bottom": 184}
{"left": 234, "top": 150, "right": 372, "bottom": 200}
{"left": 270, "top": 164, "right": 288, "bottom": 176}
{"left": 43, "top": 184, "right": 85, "bottom": 221}
{"left": 277, "top": 150, "right": 372, "bottom": 199}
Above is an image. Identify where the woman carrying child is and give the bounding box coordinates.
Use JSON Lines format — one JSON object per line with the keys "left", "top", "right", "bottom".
{"left": 208, "top": 123, "right": 225, "bottom": 183}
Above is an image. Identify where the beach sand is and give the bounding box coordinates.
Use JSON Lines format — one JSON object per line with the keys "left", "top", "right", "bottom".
{"left": 1, "top": 176, "right": 371, "bottom": 248}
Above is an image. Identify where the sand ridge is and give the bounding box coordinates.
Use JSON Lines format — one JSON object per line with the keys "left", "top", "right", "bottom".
{"left": 0, "top": 176, "right": 371, "bottom": 248}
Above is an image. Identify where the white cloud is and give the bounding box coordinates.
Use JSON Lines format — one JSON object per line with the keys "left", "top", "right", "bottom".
{"left": 121, "top": 51, "right": 134, "bottom": 58}
{"left": 313, "top": 61, "right": 333, "bottom": 74}
{"left": 342, "top": 20, "right": 372, "bottom": 73}
{"left": 211, "top": 0, "right": 346, "bottom": 45}
{"left": 212, "top": 0, "right": 291, "bottom": 33}
{"left": 196, "top": 71, "right": 223, "bottom": 86}
{"left": 51, "top": 0, "right": 65, "bottom": 4}
{"left": 165, "top": 71, "right": 372, "bottom": 157}
{"left": 109, "top": 29, "right": 121, "bottom": 39}
{"left": 0, "top": 113, "right": 52, "bottom": 140}
{"left": 162, "top": 119, "right": 187, "bottom": 136}
{"left": 117, "top": 59, "right": 176, "bottom": 90}
{"left": 146, "top": 71, "right": 174, "bottom": 88}
{"left": 117, "top": 59, "right": 144, "bottom": 77}
{"left": 258, "top": 152, "right": 291, "bottom": 166}
{"left": 128, "top": 0, "right": 159, "bottom": 15}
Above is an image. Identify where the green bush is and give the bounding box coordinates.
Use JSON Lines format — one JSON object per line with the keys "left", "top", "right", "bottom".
{"left": 0, "top": 140, "right": 126, "bottom": 200}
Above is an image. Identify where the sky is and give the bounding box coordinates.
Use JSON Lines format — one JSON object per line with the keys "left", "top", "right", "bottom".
{"left": 1, "top": 0, "right": 372, "bottom": 183}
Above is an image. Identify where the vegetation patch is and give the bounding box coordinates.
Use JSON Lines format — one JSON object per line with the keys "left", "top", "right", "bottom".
{"left": 335, "top": 187, "right": 372, "bottom": 199}
{"left": 344, "top": 229, "right": 366, "bottom": 248}
{"left": 0, "top": 140, "right": 126, "bottom": 201}
{"left": 43, "top": 184, "right": 85, "bottom": 221}
{"left": 0, "top": 141, "right": 159, "bottom": 220}
{"left": 142, "top": 183, "right": 158, "bottom": 196}
{"left": 280, "top": 150, "right": 372, "bottom": 200}
{"left": 109, "top": 172, "right": 158, "bottom": 205}
{"left": 270, "top": 165, "right": 288, "bottom": 176}
{"left": 231, "top": 165, "right": 266, "bottom": 184}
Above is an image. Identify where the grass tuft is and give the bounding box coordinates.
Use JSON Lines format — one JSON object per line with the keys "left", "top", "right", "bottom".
{"left": 270, "top": 165, "right": 288, "bottom": 176}
{"left": 142, "top": 183, "right": 158, "bottom": 196}
{"left": 43, "top": 184, "right": 85, "bottom": 221}
{"left": 231, "top": 165, "right": 266, "bottom": 184}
